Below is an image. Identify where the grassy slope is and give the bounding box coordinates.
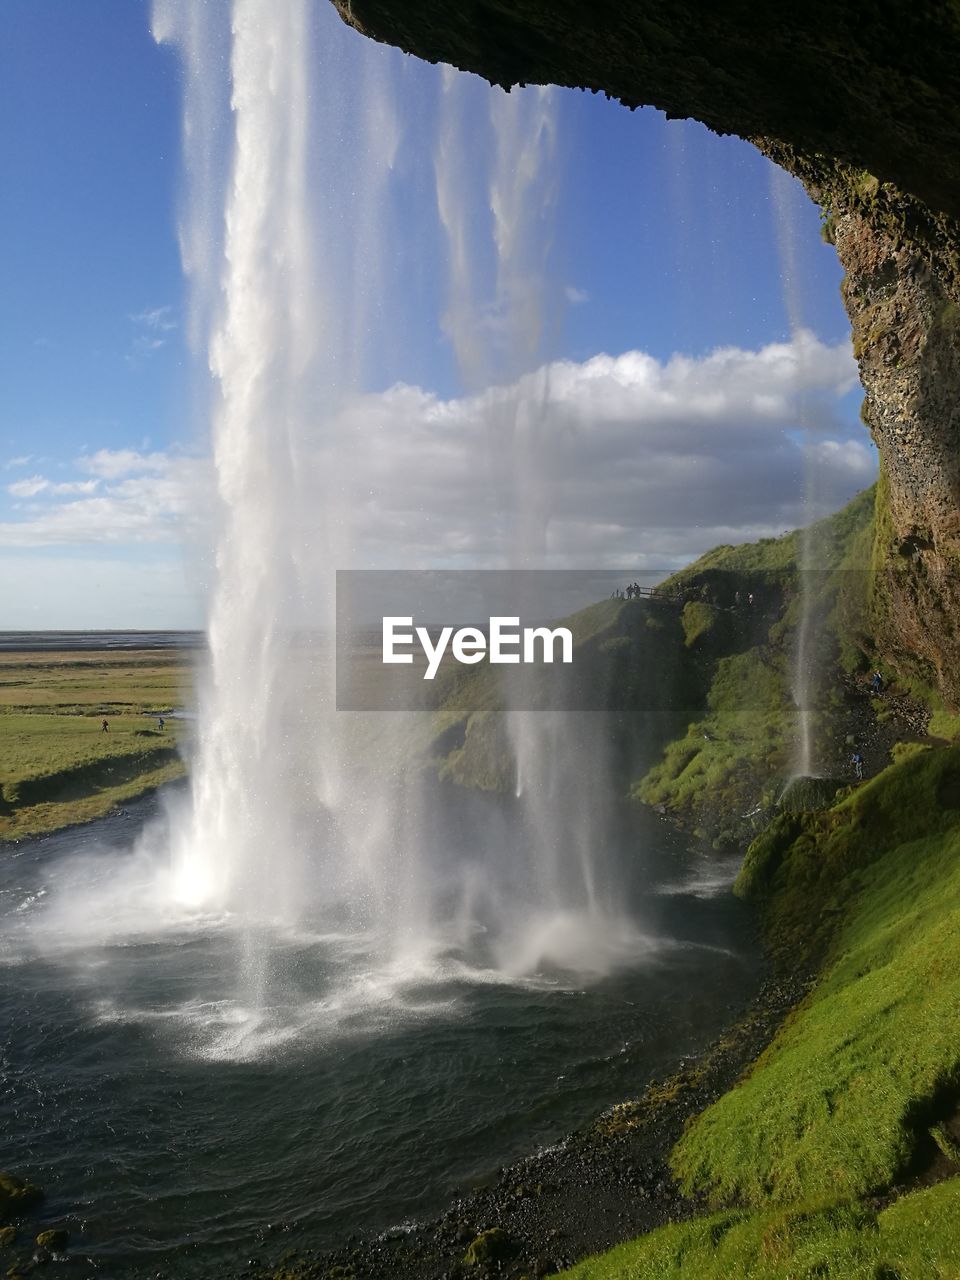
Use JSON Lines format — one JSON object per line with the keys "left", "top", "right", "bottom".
{"left": 561, "top": 1180, "right": 960, "bottom": 1279}
{"left": 0, "top": 651, "right": 191, "bottom": 839}
{"left": 557, "top": 488, "right": 960, "bottom": 1277}
{"left": 632, "top": 487, "right": 877, "bottom": 842}
{"left": 421, "top": 486, "right": 880, "bottom": 828}
{"left": 558, "top": 743, "right": 960, "bottom": 1278}
{"left": 422, "top": 597, "right": 698, "bottom": 792}
{"left": 677, "top": 745, "right": 960, "bottom": 1206}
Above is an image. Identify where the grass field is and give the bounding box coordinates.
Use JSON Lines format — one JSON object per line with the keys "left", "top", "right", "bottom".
{"left": 0, "top": 650, "right": 194, "bottom": 840}
{"left": 560, "top": 1180, "right": 960, "bottom": 1279}
{"left": 558, "top": 743, "right": 960, "bottom": 1278}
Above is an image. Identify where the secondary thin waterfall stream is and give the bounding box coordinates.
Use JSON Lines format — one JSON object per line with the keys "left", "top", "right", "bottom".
{"left": 769, "top": 165, "right": 825, "bottom": 781}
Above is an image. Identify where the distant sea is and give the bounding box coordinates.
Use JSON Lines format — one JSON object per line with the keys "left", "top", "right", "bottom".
{"left": 0, "top": 630, "right": 205, "bottom": 652}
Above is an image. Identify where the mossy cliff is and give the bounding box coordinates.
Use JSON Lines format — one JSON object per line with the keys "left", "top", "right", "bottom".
{"left": 425, "top": 487, "right": 884, "bottom": 848}
{"left": 330, "top": 0, "right": 960, "bottom": 706}
{"left": 419, "top": 595, "right": 698, "bottom": 792}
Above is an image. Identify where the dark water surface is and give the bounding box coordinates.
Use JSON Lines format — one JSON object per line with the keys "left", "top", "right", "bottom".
{"left": 1, "top": 795, "right": 758, "bottom": 1277}
{"left": 0, "top": 631, "right": 204, "bottom": 653}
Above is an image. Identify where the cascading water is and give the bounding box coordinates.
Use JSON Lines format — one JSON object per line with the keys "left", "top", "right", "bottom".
{"left": 433, "top": 73, "right": 636, "bottom": 972}
{"left": 769, "top": 166, "right": 823, "bottom": 780}
{"left": 161, "top": 0, "right": 318, "bottom": 922}
{"left": 143, "top": 0, "right": 645, "bottom": 999}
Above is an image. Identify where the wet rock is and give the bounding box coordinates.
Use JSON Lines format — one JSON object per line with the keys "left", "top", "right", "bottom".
{"left": 0, "top": 1225, "right": 15, "bottom": 1247}
{"left": 777, "top": 775, "right": 843, "bottom": 813}
{"left": 462, "top": 1227, "right": 513, "bottom": 1267}
{"left": 0, "top": 1177, "right": 43, "bottom": 1220}
{"left": 34, "top": 1228, "right": 68, "bottom": 1252}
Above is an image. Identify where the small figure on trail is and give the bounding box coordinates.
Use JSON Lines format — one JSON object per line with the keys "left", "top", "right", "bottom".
{"left": 626, "top": 584, "right": 635, "bottom": 600}
{"left": 158, "top": 716, "right": 165, "bottom": 731}
{"left": 852, "top": 750, "right": 864, "bottom": 780}
{"left": 101, "top": 719, "right": 109, "bottom": 733}
{"left": 748, "top": 592, "right": 755, "bottom": 607}
{"left": 734, "top": 590, "right": 741, "bottom": 607}
{"left": 871, "top": 671, "right": 884, "bottom": 695}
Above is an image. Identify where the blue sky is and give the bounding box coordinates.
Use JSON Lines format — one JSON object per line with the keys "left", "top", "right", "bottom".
{"left": 1, "top": 2, "right": 186, "bottom": 457}
{"left": 1, "top": 1, "right": 871, "bottom": 628}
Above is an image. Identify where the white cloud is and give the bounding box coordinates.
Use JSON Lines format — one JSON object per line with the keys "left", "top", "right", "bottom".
{"left": 0, "top": 333, "right": 871, "bottom": 577}
{"left": 299, "top": 329, "right": 868, "bottom": 571}
{"left": 130, "top": 305, "right": 177, "bottom": 332}
{"left": 0, "top": 451, "right": 207, "bottom": 548}
{"left": 809, "top": 438, "right": 876, "bottom": 479}
{"left": 8, "top": 475, "right": 49, "bottom": 498}
{"left": 4, "top": 455, "right": 32, "bottom": 470}
{"left": 126, "top": 305, "right": 177, "bottom": 366}
{"left": 565, "top": 285, "right": 589, "bottom": 305}
{"left": 78, "top": 448, "right": 175, "bottom": 480}
{"left": 49, "top": 479, "right": 100, "bottom": 496}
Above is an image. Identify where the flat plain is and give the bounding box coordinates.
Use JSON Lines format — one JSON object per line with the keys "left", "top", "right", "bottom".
{"left": 0, "top": 649, "right": 193, "bottom": 840}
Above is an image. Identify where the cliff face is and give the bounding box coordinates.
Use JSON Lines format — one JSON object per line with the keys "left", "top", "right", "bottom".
{"left": 331, "top": 0, "right": 960, "bottom": 702}
{"left": 834, "top": 205, "right": 960, "bottom": 700}
{"left": 332, "top": 1, "right": 960, "bottom": 218}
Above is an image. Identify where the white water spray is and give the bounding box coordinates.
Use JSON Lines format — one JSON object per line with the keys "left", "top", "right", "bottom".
{"left": 28, "top": 0, "right": 654, "bottom": 1011}
{"left": 433, "top": 76, "right": 633, "bottom": 960}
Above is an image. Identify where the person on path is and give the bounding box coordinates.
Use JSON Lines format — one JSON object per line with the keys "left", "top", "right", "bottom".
{"left": 158, "top": 716, "right": 165, "bottom": 731}
{"left": 101, "top": 719, "right": 109, "bottom": 733}
{"left": 852, "top": 750, "right": 864, "bottom": 780}
{"left": 871, "top": 671, "right": 884, "bottom": 694}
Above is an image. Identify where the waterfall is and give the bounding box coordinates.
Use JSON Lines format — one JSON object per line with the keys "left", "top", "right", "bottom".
{"left": 769, "top": 166, "right": 822, "bottom": 780}
{"left": 433, "top": 77, "right": 634, "bottom": 971}
{"left": 153, "top": 0, "right": 415, "bottom": 944}
{"left": 132, "top": 0, "right": 645, "bottom": 1001}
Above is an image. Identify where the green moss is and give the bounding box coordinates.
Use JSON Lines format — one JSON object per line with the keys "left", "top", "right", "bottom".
{"left": 634, "top": 642, "right": 792, "bottom": 839}
{"left": 438, "top": 708, "right": 514, "bottom": 792}
{"left": 681, "top": 601, "right": 716, "bottom": 648}
{"left": 776, "top": 775, "right": 843, "bottom": 812}
{"left": 557, "top": 1181, "right": 960, "bottom": 1279}
{"left": 634, "top": 485, "right": 880, "bottom": 839}
{"left": 673, "top": 745, "right": 960, "bottom": 1207}
{"left": 463, "top": 1227, "right": 513, "bottom": 1266}
{"left": 928, "top": 709, "right": 960, "bottom": 741}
